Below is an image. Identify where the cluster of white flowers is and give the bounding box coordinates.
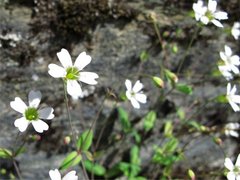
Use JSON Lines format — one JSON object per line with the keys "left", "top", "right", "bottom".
{"left": 224, "top": 154, "right": 240, "bottom": 180}
{"left": 218, "top": 46, "right": 240, "bottom": 112}
{"left": 193, "top": 0, "right": 228, "bottom": 28}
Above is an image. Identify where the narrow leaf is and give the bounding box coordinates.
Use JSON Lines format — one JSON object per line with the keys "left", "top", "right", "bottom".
{"left": 76, "top": 130, "right": 93, "bottom": 151}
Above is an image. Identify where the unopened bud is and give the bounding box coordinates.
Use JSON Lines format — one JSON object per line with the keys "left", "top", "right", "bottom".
{"left": 188, "top": 169, "right": 195, "bottom": 180}
{"left": 152, "top": 76, "right": 164, "bottom": 88}
{"left": 165, "top": 69, "right": 178, "bottom": 84}
{"left": 213, "top": 137, "right": 223, "bottom": 146}
{"left": 64, "top": 136, "right": 71, "bottom": 145}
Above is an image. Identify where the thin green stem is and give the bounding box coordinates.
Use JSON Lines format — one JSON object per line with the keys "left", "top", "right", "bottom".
{"left": 13, "top": 159, "right": 22, "bottom": 180}
{"left": 62, "top": 80, "right": 77, "bottom": 145}
{"left": 62, "top": 80, "right": 89, "bottom": 180}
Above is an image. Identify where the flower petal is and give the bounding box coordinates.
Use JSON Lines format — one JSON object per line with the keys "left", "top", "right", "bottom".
{"left": 229, "top": 100, "right": 240, "bottom": 112}
{"left": 125, "top": 79, "right": 132, "bottom": 91}
{"left": 214, "top": 11, "right": 228, "bottom": 20}
{"left": 225, "top": 45, "right": 232, "bottom": 57}
{"left": 74, "top": 52, "right": 92, "bottom": 70}
{"left": 133, "top": 80, "right": 143, "bottom": 93}
{"left": 208, "top": 0, "right": 217, "bottom": 12}
{"left": 62, "top": 171, "right": 78, "bottom": 180}
{"left": 32, "top": 120, "right": 49, "bottom": 133}
{"left": 130, "top": 98, "right": 140, "bottom": 109}
{"left": 227, "top": 171, "right": 236, "bottom": 180}
{"left": 135, "top": 93, "right": 147, "bottom": 103}
{"left": 49, "top": 169, "right": 61, "bottom": 180}
{"left": 230, "top": 55, "right": 240, "bottom": 65}
{"left": 48, "top": 64, "right": 66, "bottom": 78}
{"left": 211, "top": 19, "right": 223, "bottom": 28}
{"left": 28, "top": 90, "right": 42, "bottom": 108}
{"left": 57, "top": 48, "right": 73, "bottom": 68}
{"left": 14, "top": 117, "right": 29, "bottom": 132}
{"left": 79, "top": 72, "right": 99, "bottom": 85}
{"left": 39, "top": 107, "right": 54, "bottom": 120}
{"left": 227, "top": 83, "right": 231, "bottom": 95}
{"left": 200, "top": 16, "right": 209, "bottom": 24}
{"left": 235, "top": 154, "right": 240, "bottom": 167}
{"left": 67, "top": 80, "right": 83, "bottom": 98}
{"left": 224, "top": 158, "right": 234, "bottom": 171}
{"left": 10, "top": 97, "right": 27, "bottom": 113}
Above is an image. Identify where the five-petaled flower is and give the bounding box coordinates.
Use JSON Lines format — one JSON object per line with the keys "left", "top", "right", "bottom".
{"left": 49, "top": 169, "right": 78, "bottom": 180}
{"left": 10, "top": 90, "right": 54, "bottom": 133}
{"left": 220, "top": 45, "right": 240, "bottom": 74}
{"left": 231, "top": 22, "right": 240, "bottom": 40}
{"left": 48, "top": 48, "right": 99, "bottom": 98}
{"left": 192, "top": 0, "right": 228, "bottom": 27}
{"left": 226, "top": 83, "right": 240, "bottom": 112}
{"left": 224, "top": 123, "right": 240, "bottom": 138}
{"left": 125, "top": 79, "right": 147, "bottom": 109}
{"left": 224, "top": 154, "right": 240, "bottom": 180}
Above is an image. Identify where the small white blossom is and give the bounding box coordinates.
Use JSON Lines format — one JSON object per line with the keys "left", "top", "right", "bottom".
{"left": 218, "top": 65, "right": 233, "bottom": 81}
{"left": 231, "top": 22, "right": 240, "bottom": 40}
{"left": 226, "top": 83, "right": 240, "bottom": 112}
{"left": 225, "top": 123, "right": 240, "bottom": 138}
{"left": 220, "top": 45, "right": 240, "bottom": 74}
{"left": 192, "top": 0, "right": 228, "bottom": 27}
{"left": 49, "top": 169, "right": 78, "bottom": 180}
{"left": 125, "top": 79, "right": 147, "bottom": 109}
{"left": 48, "top": 49, "right": 99, "bottom": 98}
{"left": 10, "top": 90, "right": 54, "bottom": 133}
{"left": 224, "top": 154, "right": 240, "bottom": 180}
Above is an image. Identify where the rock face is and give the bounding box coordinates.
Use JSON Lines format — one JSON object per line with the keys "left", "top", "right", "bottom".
{"left": 0, "top": 0, "right": 239, "bottom": 179}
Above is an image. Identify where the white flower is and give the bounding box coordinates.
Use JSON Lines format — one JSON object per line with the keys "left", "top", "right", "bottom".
{"left": 224, "top": 154, "right": 240, "bottom": 180}
{"left": 225, "top": 123, "right": 240, "bottom": 138}
{"left": 226, "top": 83, "right": 240, "bottom": 112}
{"left": 192, "top": 0, "right": 228, "bottom": 27}
{"left": 48, "top": 48, "right": 99, "bottom": 98}
{"left": 220, "top": 45, "right": 240, "bottom": 74}
{"left": 125, "top": 79, "right": 147, "bottom": 109}
{"left": 232, "top": 22, "right": 240, "bottom": 40}
{"left": 218, "top": 65, "right": 233, "bottom": 81}
{"left": 10, "top": 90, "right": 54, "bottom": 133}
{"left": 49, "top": 169, "right": 78, "bottom": 180}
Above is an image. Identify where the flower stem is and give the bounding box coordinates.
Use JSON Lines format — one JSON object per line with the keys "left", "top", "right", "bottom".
{"left": 13, "top": 159, "right": 22, "bottom": 180}
{"left": 62, "top": 80, "right": 77, "bottom": 145}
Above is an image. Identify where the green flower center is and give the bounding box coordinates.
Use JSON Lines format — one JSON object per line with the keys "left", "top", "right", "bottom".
{"left": 66, "top": 67, "right": 80, "bottom": 80}
{"left": 25, "top": 107, "right": 39, "bottom": 121}
{"left": 205, "top": 10, "right": 214, "bottom": 21}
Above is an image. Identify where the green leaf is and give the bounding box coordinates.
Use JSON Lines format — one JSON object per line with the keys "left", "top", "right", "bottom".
{"left": 0, "top": 148, "right": 12, "bottom": 159}
{"left": 14, "top": 146, "right": 26, "bottom": 157}
{"left": 118, "top": 107, "right": 131, "bottom": 133}
{"left": 118, "top": 162, "right": 130, "bottom": 176}
{"left": 84, "top": 160, "right": 106, "bottom": 176}
{"left": 129, "top": 164, "right": 141, "bottom": 178}
{"left": 140, "top": 51, "right": 149, "bottom": 62}
{"left": 59, "top": 151, "right": 82, "bottom": 170}
{"left": 175, "top": 83, "right": 193, "bottom": 95}
{"left": 132, "top": 130, "right": 141, "bottom": 144}
{"left": 76, "top": 129, "right": 93, "bottom": 151}
{"left": 130, "top": 145, "right": 140, "bottom": 165}
{"left": 163, "top": 137, "right": 179, "bottom": 153}
{"left": 143, "top": 111, "right": 157, "bottom": 132}
{"left": 164, "top": 121, "right": 173, "bottom": 137}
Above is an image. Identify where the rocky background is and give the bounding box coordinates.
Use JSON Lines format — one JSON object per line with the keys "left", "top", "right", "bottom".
{"left": 0, "top": 0, "right": 239, "bottom": 179}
